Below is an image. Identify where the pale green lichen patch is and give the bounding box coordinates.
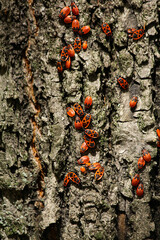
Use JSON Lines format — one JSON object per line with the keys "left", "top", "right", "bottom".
{"left": 112, "top": 49, "right": 134, "bottom": 77}
{"left": 95, "top": 231, "right": 106, "bottom": 240}
{"left": 114, "top": 31, "right": 127, "bottom": 47}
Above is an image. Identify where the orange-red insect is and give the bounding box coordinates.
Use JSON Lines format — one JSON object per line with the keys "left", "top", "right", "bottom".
{"left": 156, "top": 129, "right": 160, "bottom": 139}
{"left": 68, "top": 172, "right": 80, "bottom": 184}
{"left": 72, "top": 19, "right": 80, "bottom": 32}
{"left": 130, "top": 96, "right": 138, "bottom": 108}
{"left": 57, "top": 61, "right": 63, "bottom": 73}
{"left": 85, "top": 129, "right": 99, "bottom": 138}
{"left": 77, "top": 156, "right": 90, "bottom": 165}
{"left": 74, "top": 116, "right": 83, "bottom": 130}
{"left": 74, "top": 103, "right": 84, "bottom": 116}
{"left": 61, "top": 46, "right": 69, "bottom": 62}
{"left": 131, "top": 174, "right": 140, "bottom": 187}
{"left": 117, "top": 77, "right": 129, "bottom": 90}
{"left": 80, "top": 142, "right": 88, "bottom": 154}
{"left": 136, "top": 183, "right": 144, "bottom": 197}
{"left": 65, "top": 56, "right": 71, "bottom": 69}
{"left": 66, "top": 107, "right": 75, "bottom": 117}
{"left": 80, "top": 166, "right": 87, "bottom": 174}
{"left": 74, "top": 37, "right": 81, "bottom": 53}
{"left": 89, "top": 162, "right": 101, "bottom": 171}
{"left": 156, "top": 129, "right": 160, "bottom": 147}
{"left": 84, "top": 96, "right": 92, "bottom": 109}
{"left": 67, "top": 44, "right": 75, "bottom": 57}
{"left": 127, "top": 28, "right": 137, "bottom": 37}
{"left": 137, "top": 156, "right": 145, "bottom": 170}
{"left": 84, "top": 134, "right": 96, "bottom": 148}
{"left": 130, "top": 26, "right": 145, "bottom": 40}
{"left": 71, "top": 1, "right": 79, "bottom": 16}
{"left": 142, "top": 149, "right": 151, "bottom": 162}
{"left": 82, "top": 114, "right": 91, "bottom": 129}
{"left": 85, "top": 162, "right": 91, "bottom": 168}
{"left": 95, "top": 166, "right": 104, "bottom": 181}
{"left": 79, "top": 26, "right": 91, "bottom": 35}
{"left": 83, "top": 41, "right": 88, "bottom": 50}
{"left": 101, "top": 23, "right": 112, "bottom": 36}
{"left": 64, "top": 15, "right": 76, "bottom": 24}
{"left": 59, "top": 6, "right": 70, "bottom": 19}
{"left": 157, "top": 140, "right": 160, "bottom": 148}
{"left": 64, "top": 173, "right": 70, "bottom": 187}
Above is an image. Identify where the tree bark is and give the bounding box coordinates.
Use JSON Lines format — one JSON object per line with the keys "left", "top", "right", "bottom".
{"left": 0, "top": 0, "right": 160, "bottom": 239}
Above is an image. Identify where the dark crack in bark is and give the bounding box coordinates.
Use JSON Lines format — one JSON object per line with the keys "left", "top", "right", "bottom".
{"left": 22, "top": 0, "right": 45, "bottom": 205}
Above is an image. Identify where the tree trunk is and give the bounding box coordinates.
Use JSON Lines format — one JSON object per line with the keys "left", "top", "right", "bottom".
{"left": 0, "top": 0, "right": 160, "bottom": 239}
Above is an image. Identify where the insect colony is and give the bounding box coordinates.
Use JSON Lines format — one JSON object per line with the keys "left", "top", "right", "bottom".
{"left": 57, "top": 1, "right": 159, "bottom": 198}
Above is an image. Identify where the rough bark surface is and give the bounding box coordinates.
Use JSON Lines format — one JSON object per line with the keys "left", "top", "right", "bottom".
{"left": 0, "top": 0, "right": 160, "bottom": 239}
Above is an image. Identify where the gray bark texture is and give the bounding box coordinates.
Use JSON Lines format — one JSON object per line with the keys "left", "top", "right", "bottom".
{"left": 0, "top": 0, "right": 160, "bottom": 239}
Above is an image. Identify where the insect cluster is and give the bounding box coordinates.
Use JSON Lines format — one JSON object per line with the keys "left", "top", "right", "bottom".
{"left": 57, "top": 1, "right": 91, "bottom": 73}
{"left": 116, "top": 76, "right": 138, "bottom": 109}
{"left": 58, "top": 3, "right": 149, "bottom": 194}
{"left": 64, "top": 96, "right": 103, "bottom": 187}
{"left": 116, "top": 76, "right": 146, "bottom": 197}
{"left": 114, "top": 74, "right": 148, "bottom": 196}
{"left": 131, "top": 149, "right": 151, "bottom": 197}
{"left": 101, "top": 22, "right": 145, "bottom": 41}
{"left": 77, "top": 156, "right": 104, "bottom": 181}
{"left": 101, "top": 22, "right": 145, "bottom": 107}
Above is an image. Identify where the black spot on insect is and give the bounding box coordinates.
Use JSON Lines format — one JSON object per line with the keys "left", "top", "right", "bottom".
{"left": 90, "top": 142, "right": 95, "bottom": 147}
